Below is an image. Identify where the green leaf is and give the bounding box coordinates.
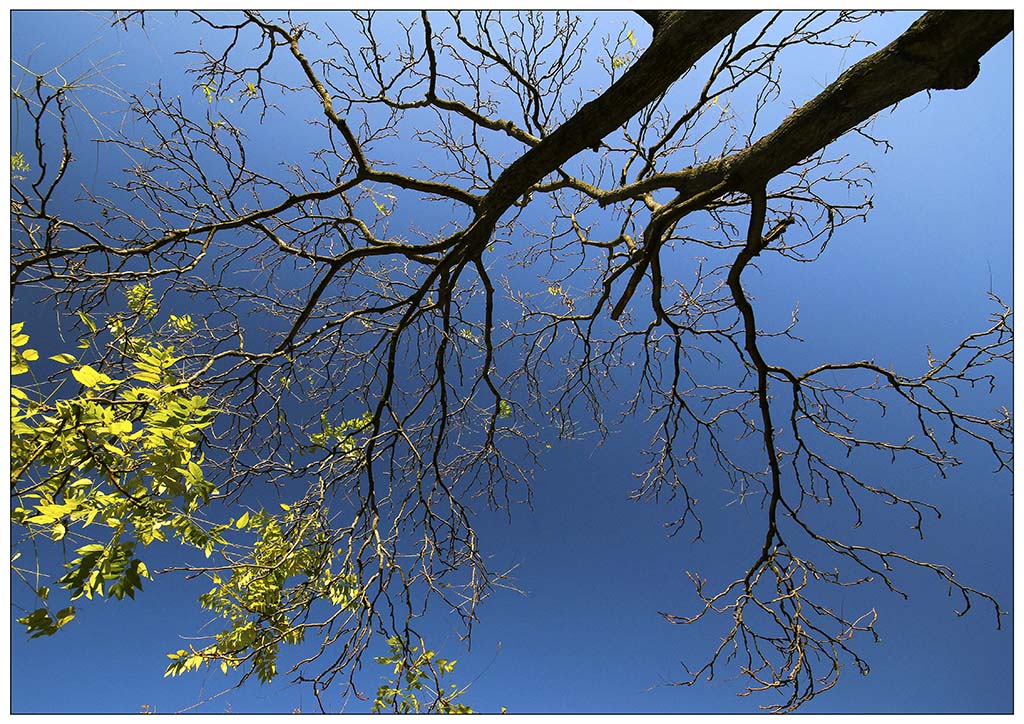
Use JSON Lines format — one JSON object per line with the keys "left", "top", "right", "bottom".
{"left": 55, "top": 607, "right": 76, "bottom": 627}
{"left": 102, "top": 442, "right": 127, "bottom": 457}
{"left": 132, "top": 370, "right": 162, "bottom": 384}
{"left": 11, "top": 151, "right": 30, "bottom": 173}
{"left": 126, "top": 284, "right": 158, "bottom": 320}
{"left": 72, "top": 365, "right": 106, "bottom": 389}
{"left": 17, "top": 605, "right": 76, "bottom": 638}
{"left": 169, "top": 314, "right": 194, "bottom": 332}
{"left": 17, "top": 608, "right": 56, "bottom": 638}
{"left": 77, "top": 311, "right": 98, "bottom": 333}
{"left": 108, "top": 420, "right": 133, "bottom": 436}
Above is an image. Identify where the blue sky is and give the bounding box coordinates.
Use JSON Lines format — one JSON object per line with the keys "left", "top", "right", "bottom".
{"left": 9, "top": 11, "right": 1013, "bottom": 715}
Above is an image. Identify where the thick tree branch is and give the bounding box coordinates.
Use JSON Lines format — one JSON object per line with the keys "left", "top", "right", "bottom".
{"left": 10, "top": 10, "right": 1011, "bottom": 713}
{"left": 600, "top": 10, "right": 1012, "bottom": 204}
{"left": 634, "top": 10, "right": 671, "bottom": 35}
{"left": 458, "top": 11, "right": 758, "bottom": 249}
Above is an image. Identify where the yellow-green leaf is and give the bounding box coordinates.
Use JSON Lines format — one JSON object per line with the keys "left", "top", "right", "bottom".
{"left": 77, "top": 311, "right": 98, "bottom": 333}
{"left": 11, "top": 152, "right": 30, "bottom": 173}
{"left": 102, "top": 442, "right": 126, "bottom": 457}
{"left": 72, "top": 365, "right": 107, "bottom": 389}
{"left": 108, "top": 420, "right": 133, "bottom": 436}
{"left": 54, "top": 607, "right": 75, "bottom": 627}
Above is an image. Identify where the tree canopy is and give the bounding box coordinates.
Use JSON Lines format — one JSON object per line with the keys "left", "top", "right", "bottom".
{"left": 10, "top": 10, "right": 1012, "bottom": 714}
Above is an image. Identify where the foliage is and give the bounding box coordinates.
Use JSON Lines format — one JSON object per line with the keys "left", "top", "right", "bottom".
{"left": 164, "top": 502, "right": 363, "bottom": 684}
{"left": 11, "top": 309, "right": 217, "bottom": 631}
{"left": 11, "top": 292, "right": 473, "bottom": 708}
{"left": 11, "top": 150, "right": 30, "bottom": 180}
{"left": 372, "top": 636, "right": 474, "bottom": 714}
{"left": 10, "top": 9, "right": 1012, "bottom": 714}
{"left": 125, "top": 283, "right": 159, "bottom": 321}
{"left": 308, "top": 410, "right": 373, "bottom": 453}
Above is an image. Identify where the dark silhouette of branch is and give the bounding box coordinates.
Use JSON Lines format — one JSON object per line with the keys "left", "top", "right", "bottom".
{"left": 10, "top": 10, "right": 1011, "bottom": 712}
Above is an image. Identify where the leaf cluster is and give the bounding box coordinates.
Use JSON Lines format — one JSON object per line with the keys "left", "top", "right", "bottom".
{"left": 11, "top": 314, "right": 217, "bottom": 632}
{"left": 371, "top": 636, "right": 474, "bottom": 714}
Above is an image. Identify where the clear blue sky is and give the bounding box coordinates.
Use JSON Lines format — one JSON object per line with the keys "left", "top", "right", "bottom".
{"left": 9, "top": 11, "right": 1013, "bottom": 715}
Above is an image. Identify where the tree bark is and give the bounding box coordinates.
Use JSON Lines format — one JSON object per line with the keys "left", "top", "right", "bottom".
{"left": 459, "top": 11, "right": 1011, "bottom": 257}
{"left": 602, "top": 11, "right": 1013, "bottom": 202}
{"left": 461, "top": 11, "right": 758, "bottom": 250}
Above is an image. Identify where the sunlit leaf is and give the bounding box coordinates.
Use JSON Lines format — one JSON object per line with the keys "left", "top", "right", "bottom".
{"left": 72, "top": 365, "right": 109, "bottom": 389}
{"left": 77, "top": 311, "right": 98, "bottom": 333}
